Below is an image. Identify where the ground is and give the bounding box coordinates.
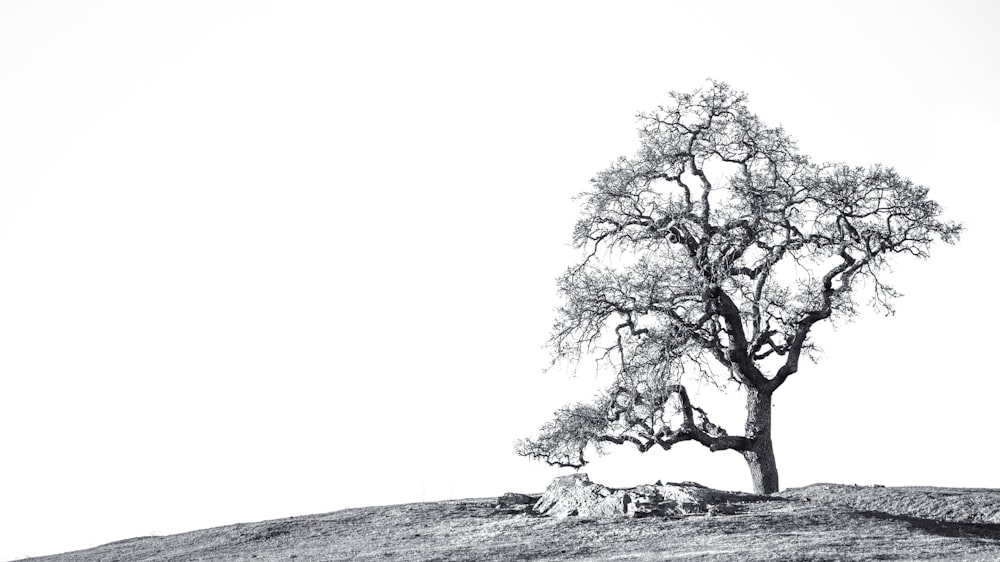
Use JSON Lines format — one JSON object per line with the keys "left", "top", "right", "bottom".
{"left": 17, "top": 484, "right": 1000, "bottom": 561}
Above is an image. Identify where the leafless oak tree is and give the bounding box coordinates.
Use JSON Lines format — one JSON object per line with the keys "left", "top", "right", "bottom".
{"left": 516, "top": 80, "right": 962, "bottom": 495}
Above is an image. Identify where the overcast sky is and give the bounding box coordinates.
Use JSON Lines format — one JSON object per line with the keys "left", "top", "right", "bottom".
{"left": 2, "top": 1, "right": 999, "bottom": 559}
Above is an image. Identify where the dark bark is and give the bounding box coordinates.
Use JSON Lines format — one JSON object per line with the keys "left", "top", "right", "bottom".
{"left": 742, "top": 388, "right": 779, "bottom": 494}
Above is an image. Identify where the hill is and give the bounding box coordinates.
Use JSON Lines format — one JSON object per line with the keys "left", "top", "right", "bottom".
{"left": 16, "top": 484, "right": 1000, "bottom": 561}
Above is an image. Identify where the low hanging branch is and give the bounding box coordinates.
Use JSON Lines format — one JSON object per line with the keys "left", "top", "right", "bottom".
{"left": 515, "top": 383, "right": 748, "bottom": 469}
{"left": 604, "top": 383, "right": 750, "bottom": 453}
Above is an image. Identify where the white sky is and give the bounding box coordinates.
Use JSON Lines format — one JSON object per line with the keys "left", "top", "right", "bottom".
{"left": 1, "top": 1, "right": 998, "bottom": 559}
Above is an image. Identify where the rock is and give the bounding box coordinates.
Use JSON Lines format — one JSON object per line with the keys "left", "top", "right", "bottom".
{"left": 494, "top": 492, "right": 541, "bottom": 515}
{"left": 531, "top": 473, "right": 771, "bottom": 519}
{"left": 497, "top": 492, "right": 539, "bottom": 507}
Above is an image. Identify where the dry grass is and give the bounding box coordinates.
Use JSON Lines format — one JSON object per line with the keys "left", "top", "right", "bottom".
{"left": 783, "top": 483, "right": 1000, "bottom": 525}
{"left": 17, "top": 485, "right": 1000, "bottom": 561}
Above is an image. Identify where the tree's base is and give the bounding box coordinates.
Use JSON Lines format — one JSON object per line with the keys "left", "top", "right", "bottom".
{"left": 744, "top": 441, "right": 779, "bottom": 494}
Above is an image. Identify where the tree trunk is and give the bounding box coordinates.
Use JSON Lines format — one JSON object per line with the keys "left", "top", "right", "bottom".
{"left": 742, "top": 388, "right": 779, "bottom": 494}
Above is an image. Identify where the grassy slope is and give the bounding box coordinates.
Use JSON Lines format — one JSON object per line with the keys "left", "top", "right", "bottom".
{"left": 17, "top": 484, "right": 1000, "bottom": 562}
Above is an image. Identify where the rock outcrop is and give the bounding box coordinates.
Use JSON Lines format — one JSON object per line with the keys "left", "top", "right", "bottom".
{"left": 499, "top": 473, "right": 772, "bottom": 518}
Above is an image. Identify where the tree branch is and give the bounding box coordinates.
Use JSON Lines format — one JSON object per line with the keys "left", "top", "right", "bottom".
{"left": 704, "top": 285, "right": 767, "bottom": 388}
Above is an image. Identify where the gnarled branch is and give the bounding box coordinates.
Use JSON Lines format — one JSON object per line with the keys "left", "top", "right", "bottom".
{"left": 516, "top": 383, "right": 749, "bottom": 468}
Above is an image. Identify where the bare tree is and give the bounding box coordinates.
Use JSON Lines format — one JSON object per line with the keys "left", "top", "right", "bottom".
{"left": 516, "top": 80, "right": 962, "bottom": 494}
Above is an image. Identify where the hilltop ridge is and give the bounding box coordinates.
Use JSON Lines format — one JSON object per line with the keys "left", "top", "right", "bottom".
{"left": 16, "top": 483, "right": 1000, "bottom": 561}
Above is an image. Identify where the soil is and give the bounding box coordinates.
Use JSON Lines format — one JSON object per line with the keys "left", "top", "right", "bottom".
{"left": 15, "top": 484, "right": 1000, "bottom": 561}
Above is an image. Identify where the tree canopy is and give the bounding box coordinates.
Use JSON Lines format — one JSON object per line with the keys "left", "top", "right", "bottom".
{"left": 516, "top": 80, "right": 961, "bottom": 493}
